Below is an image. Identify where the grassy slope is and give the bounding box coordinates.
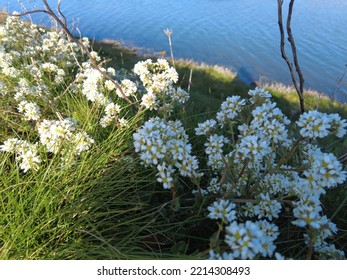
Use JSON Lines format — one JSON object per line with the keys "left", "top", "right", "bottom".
{"left": 1, "top": 22, "right": 346, "bottom": 259}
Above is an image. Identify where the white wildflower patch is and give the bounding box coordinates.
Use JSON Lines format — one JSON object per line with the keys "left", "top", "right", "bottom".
{"left": 133, "top": 117, "right": 200, "bottom": 189}
{"left": 17, "top": 100, "right": 41, "bottom": 121}
{"left": 133, "top": 59, "right": 187, "bottom": 112}
{"left": 297, "top": 110, "right": 331, "bottom": 138}
{"left": 0, "top": 138, "right": 41, "bottom": 172}
{"left": 196, "top": 87, "right": 346, "bottom": 259}
{"left": 216, "top": 96, "right": 246, "bottom": 126}
{"left": 195, "top": 119, "right": 217, "bottom": 136}
{"left": 224, "top": 220, "right": 277, "bottom": 259}
{"left": 116, "top": 79, "right": 137, "bottom": 98}
{"left": 248, "top": 87, "right": 272, "bottom": 105}
{"left": 38, "top": 119, "right": 94, "bottom": 161}
{"left": 99, "top": 102, "right": 124, "bottom": 128}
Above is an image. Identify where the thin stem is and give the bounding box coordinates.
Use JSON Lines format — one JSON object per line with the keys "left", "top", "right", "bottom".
{"left": 164, "top": 28, "right": 175, "bottom": 68}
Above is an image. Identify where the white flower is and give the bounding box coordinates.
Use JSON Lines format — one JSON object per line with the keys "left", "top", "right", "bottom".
{"left": 90, "top": 51, "right": 101, "bottom": 62}
{"left": 18, "top": 149, "right": 41, "bottom": 172}
{"left": 292, "top": 197, "right": 322, "bottom": 229}
{"left": 134, "top": 58, "right": 183, "bottom": 112}
{"left": 235, "top": 135, "right": 271, "bottom": 164}
{"left": 172, "top": 87, "right": 189, "bottom": 103}
{"left": 104, "top": 80, "right": 116, "bottom": 91}
{"left": 100, "top": 115, "right": 114, "bottom": 128}
{"left": 156, "top": 163, "right": 174, "bottom": 189}
{"left": 216, "top": 96, "right": 245, "bottom": 126}
{"left": 141, "top": 90, "right": 158, "bottom": 110}
{"left": 204, "top": 134, "right": 229, "bottom": 170}
{"left": 207, "top": 199, "right": 237, "bottom": 223}
{"left": 37, "top": 119, "right": 93, "bottom": 161}
{"left": 195, "top": 119, "right": 217, "bottom": 136}
{"left": 253, "top": 193, "right": 282, "bottom": 221}
{"left": 297, "top": 110, "right": 331, "bottom": 138}
{"left": 328, "top": 113, "right": 347, "bottom": 138}
{"left": 72, "top": 132, "right": 95, "bottom": 155}
{"left": 107, "top": 67, "right": 116, "bottom": 76}
{"left": 207, "top": 177, "right": 224, "bottom": 194}
{"left": 248, "top": 87, "right": 272, "bottom": 104}
{"left": 304, "top": 148, "right": 347, "bottom": 189}
{"left": 41, "top": 62, "right": 58, "bottom": 72}
{"left": 0, "top": 138, "right": 20, "bottom": 153}
{"left": 314, "top": 243, "right": 345, "bottom": 260}
{"left": 225, "top": 220, "right": 276, "bottom": 259}
{"left": 116, "top": 79, "right": 137, "bottom": 98}
{"left": 205, "top": 134, "right": 228, "bottom": 156}
{"left": 105, "top": 102, "right": 121, "bottom": 116}
{"left": 275, "top": 253, "right": 285, "bottom": 260}
{"left": 133, "top": 117, "right": 200, "bottom": 189}
{"left": 81, "top": 67, "right": 107, "bottom": 105}
{"left": 118, "top": 117, "right": 129, "bottom": 127}
{"left": 17, "top": 101, "right": 41, "bottom": 121}
{"left": 1, "top": 139, "right": 41, "bottom": 172}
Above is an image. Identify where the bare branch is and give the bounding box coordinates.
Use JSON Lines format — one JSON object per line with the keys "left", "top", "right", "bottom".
{"left": 287, "top": 1, "right": 305, "bottom": 101}
{"left": 57, "top": 0, "right": 67, "bottom": 27}
{"left": 277, "top": 0, "right": 305, "bottom": 113}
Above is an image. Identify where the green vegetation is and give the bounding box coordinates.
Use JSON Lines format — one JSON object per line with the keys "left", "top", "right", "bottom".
{"left": 1, "top": 14, "right": 346, "bottom": 260}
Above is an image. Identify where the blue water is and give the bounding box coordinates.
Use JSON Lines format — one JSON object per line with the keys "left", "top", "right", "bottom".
{"left": 2, "top": 0, "right": 347, "bottom": 102}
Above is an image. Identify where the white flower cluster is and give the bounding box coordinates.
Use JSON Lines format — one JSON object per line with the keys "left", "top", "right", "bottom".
{"left": 253, "top": 193, "right": 282, "bottom": 221}
{"left": 233, "top": 135, "right": 272, "bottom": 167}
{"left": 99, "top": 102, "right": 128, "bottom": 128}
{"left": 204, "top": 134, "right": 229, "bottom": 171}
{"left": 207, "top": 199, "right": 237, "bottom": 223}
{"left": 195, "top": 119, "right": 217, "bottom": 136}
{"left": 100, "top": 102, "right": 121, "bottom": 127}
{"left": 0, "top": 138, "right": 41, "bottom": 172}
{"left": 80, "top": 65, "right": 108, "bottom": 105}
{"left": 0, "top": 15, "right": 79, "bottom": 81}
{"left": 133, "top": 117, "right": 200, "bottom": 189}
{"left": 304, "top": 146, "right": 346, "bottom": 191}
{"left": 197, "top": 88, "right": 347, "bottom": 259}
{"left": 133, "top": 59, "right": 188, "bottom": 111}
{"left": 216, "top": 96, "right": 246, "bottom": 127}
{"left": 210, "top": 220, "right": 278, "bottom": 260}
{"left": 116, "top": 79, "right": 137, "bottom": 98}
{"left": 38, "top": 118, "right": 94, "bottom": 162}
{"left": 41, "top": 62, "right": 66, "bottom": 84}
{"left": 248, "top": 87, "right": 272, "bottom": 104}
{"left": 297, "top": 110, "right": 347, "bottom": 138}
{"left": 17, "top": 100, "right": 41, "bottom": 121}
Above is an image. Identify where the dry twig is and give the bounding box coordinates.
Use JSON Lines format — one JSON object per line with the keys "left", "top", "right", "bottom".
{"left": 277, "top": 0, "right": 305, "bottom": 113}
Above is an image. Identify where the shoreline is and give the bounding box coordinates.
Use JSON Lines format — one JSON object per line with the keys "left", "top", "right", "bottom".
{"left": 96, "top": 38, "right": 347, "bottom": 110}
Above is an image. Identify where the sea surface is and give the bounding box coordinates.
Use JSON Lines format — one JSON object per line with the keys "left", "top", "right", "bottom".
{"left": 3, "top": 0, "right": 347, "bottom": 102}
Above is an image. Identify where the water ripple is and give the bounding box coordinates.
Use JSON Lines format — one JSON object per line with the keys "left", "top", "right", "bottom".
{"left": 5, "top": 0, "right": 347, "bottom": 101}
